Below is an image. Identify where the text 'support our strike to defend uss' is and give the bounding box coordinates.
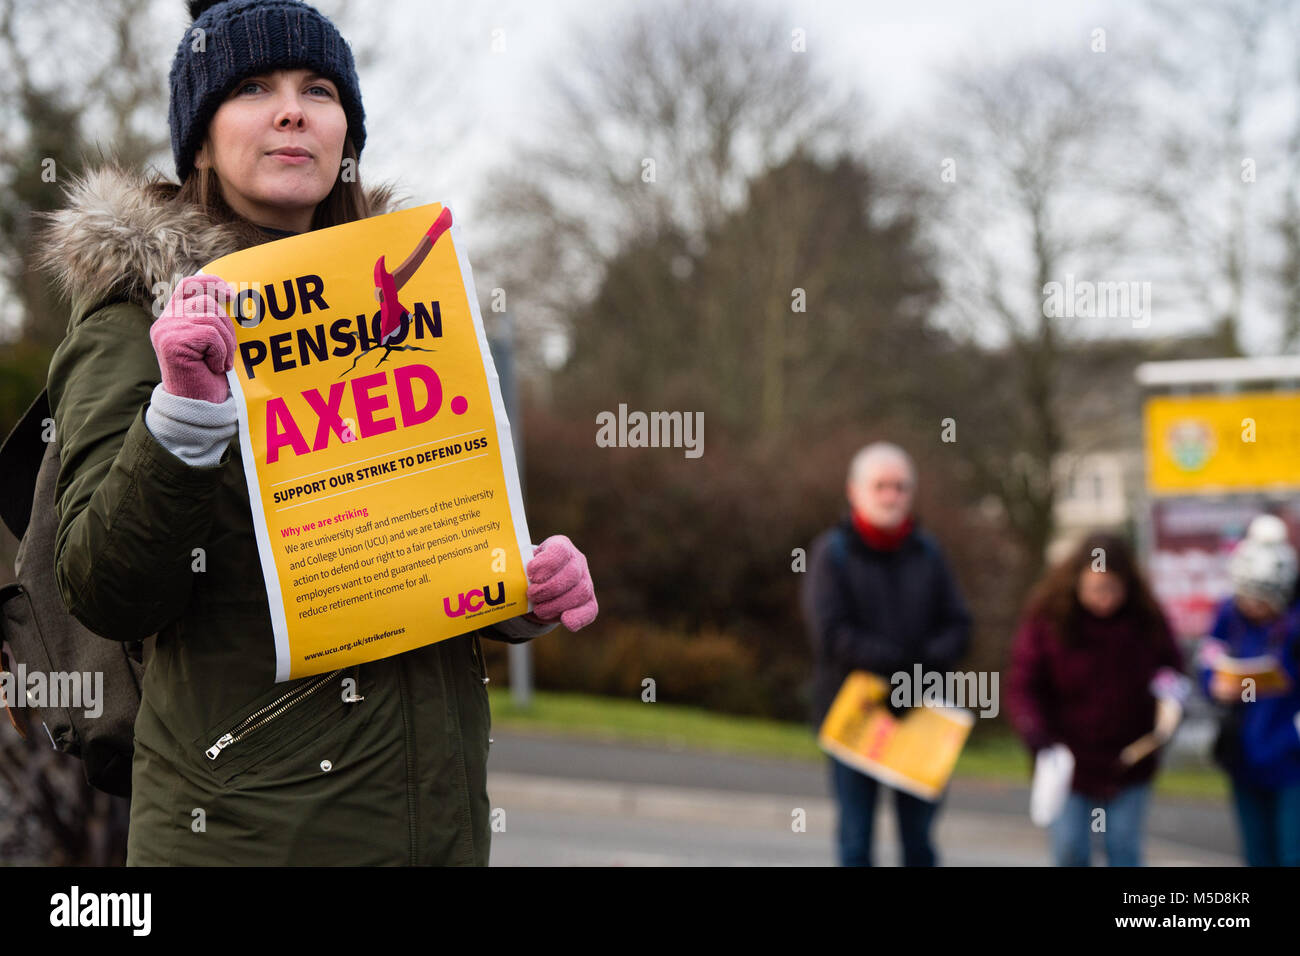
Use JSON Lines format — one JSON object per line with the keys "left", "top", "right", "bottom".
{"left": 202, "top": 202, "right": 535, "bottom": 681}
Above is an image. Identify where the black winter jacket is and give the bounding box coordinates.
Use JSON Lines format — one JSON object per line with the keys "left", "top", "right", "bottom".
{"left": 801, "top": 515, "right": 973, "bottom": 727}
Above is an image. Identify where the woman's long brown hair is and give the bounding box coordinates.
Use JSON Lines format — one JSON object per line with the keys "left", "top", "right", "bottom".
{"left": 1022, "top": 531, "right": 1168, "bottom": 646}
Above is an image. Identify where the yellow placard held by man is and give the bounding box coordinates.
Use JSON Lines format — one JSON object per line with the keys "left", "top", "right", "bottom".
{"left": 202, "top": 202, "right": 535, "bottom": 681}
{"left": 818, "top": 671, "right": 973, "bottom": 801}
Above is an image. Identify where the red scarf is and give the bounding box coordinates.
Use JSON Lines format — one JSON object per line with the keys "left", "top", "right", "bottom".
{"left": 851, "top": 510, "right": 914, "bottom": 551}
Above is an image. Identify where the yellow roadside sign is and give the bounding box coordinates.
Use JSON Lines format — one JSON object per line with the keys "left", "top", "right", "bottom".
{"left": 1144, "top": 391, "right": 1300, "bottom": 496}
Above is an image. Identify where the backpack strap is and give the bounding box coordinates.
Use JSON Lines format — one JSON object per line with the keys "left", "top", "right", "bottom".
{"left": 0, "top": 388, "right": 50, "bottom": 540}
{"left": 829, "top": 524, "right": 852, "bottom": 575}
{"left": 0, "top": 600, "right": 29, "bottom": 740}
{"left": 0, "top": 394, "right": 145, "bottom": 796}
{"left": 912, "top": 527, "right": 940, "bottom": 560}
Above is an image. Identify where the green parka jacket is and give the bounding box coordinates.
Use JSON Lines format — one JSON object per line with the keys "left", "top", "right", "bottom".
{"left": 39, "top": 166, "right": 554, "bottom": 865}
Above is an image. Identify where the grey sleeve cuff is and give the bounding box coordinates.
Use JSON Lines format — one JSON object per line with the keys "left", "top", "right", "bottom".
{"left": 144, "top": 383, "right": 239, "bottom": 467}
{"left": 485, "top": 614, "right": 560, "bottom": 643}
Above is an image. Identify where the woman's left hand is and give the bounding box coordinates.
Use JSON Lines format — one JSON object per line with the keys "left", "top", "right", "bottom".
{"left": 522, "top": 534, "right": 597, "bottom": 631}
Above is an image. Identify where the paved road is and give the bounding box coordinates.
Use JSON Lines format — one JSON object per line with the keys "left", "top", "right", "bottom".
{"left": 484, "top": 730, "right": 1242, "bottom": 866}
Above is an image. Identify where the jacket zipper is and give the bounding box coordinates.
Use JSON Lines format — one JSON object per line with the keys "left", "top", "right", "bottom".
{"left": 473, "top": 633, "right": 494, "bottom": 750}
{"left": 205, "top": 668, "right": 344, "bottom": 760}
{"left": 471, "top": 633, "right": 489, "bottom": 685}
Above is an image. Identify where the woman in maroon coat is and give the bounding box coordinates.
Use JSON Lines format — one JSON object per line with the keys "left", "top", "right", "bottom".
{"left": 1006, "top": 532, "right": 1184, "bottom": 866}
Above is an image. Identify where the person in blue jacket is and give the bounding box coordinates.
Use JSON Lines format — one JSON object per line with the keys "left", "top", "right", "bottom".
{"left": 1198, "top": 514, "right": 1300, "bottom": 866}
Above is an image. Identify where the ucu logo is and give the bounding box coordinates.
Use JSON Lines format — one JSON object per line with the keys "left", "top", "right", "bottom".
{"left": 443, "top": 582, "right": 506, "bottom": 617}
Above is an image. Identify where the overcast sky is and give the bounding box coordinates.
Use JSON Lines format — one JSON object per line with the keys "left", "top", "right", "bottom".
{"left": 7, "top": 0, "right": 1291, "bottom": 353}
{"left": 354, "top": 0, "right": 1130, "bottom": 217}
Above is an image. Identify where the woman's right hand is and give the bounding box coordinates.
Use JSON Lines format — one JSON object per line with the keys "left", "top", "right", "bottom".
{"left": 1209, "top": 671, "right": 1243, "bottom": 704}
{"left": 150, "top": 274, "right": 237, "bottom": 404}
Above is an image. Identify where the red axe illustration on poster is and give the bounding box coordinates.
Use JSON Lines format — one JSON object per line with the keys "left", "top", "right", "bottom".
{"left": 374, "top": 205, "right": 454, "bottom": 343}
{"left": 338, "top": 206, "right": 454, "bottom": 375}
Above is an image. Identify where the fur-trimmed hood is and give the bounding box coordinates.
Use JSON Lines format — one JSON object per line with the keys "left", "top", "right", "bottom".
{"left": 38, "top": 165, "right": 397, "bottom": 315}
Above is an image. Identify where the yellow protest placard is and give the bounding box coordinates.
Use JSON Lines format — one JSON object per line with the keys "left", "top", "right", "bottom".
{"left": 204, "top": 202, "right": 534, "bottom": 680}
{"left": 818, "top": 671, "right": 973, "bottom": 801}
{"left": 1144, "top": 391, "right": 1300, "bottom": 495}
{"left": 1211, "top": 656, "right": 1293, "bottom": 698}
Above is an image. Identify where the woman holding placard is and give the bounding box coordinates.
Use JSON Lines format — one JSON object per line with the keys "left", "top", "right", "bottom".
{"left": 39, "top": 0, "right": 596, "bottom": 866}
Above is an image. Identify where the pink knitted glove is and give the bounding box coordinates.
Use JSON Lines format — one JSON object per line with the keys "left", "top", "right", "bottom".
{"left": 524, "top": 534, "right": 598, "bottom": 631}
{"left": 149, "top": 274, "right": 237, "bottom": 404}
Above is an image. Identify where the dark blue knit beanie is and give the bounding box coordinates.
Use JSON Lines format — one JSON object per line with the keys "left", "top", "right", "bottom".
{"left": 169, "top": 0, "right": 366, "bottom": 181}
